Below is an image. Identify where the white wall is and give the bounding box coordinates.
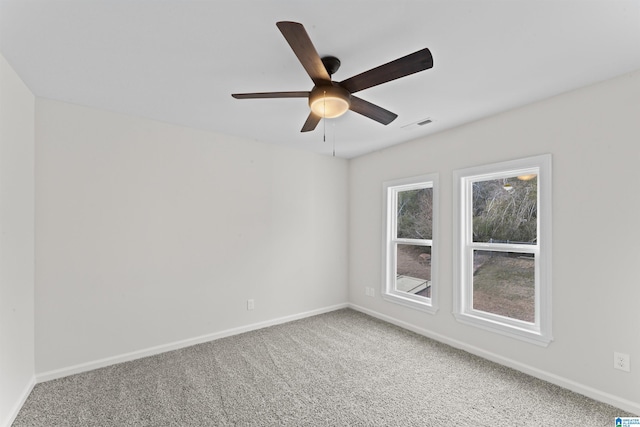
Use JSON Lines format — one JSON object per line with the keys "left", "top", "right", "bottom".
{"left": 349, "top": 70, "right": 640, "bottom": 412}
{"left": 0, "top": 55, "right": 35, "bottom": 425}
{"left": 35, "top": 99, "right": 348, "bottom": 374}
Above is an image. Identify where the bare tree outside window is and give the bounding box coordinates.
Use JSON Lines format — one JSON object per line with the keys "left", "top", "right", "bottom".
{"left": 472, "top": 177, "right": 537, "bottom": 244}
{"left": 397, "top": 188, "right": 433, "bottom": 240}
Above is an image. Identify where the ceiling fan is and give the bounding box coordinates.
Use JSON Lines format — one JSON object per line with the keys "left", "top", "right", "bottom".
{"left": 232, "top": 21, "right": 433, "bottom": 132}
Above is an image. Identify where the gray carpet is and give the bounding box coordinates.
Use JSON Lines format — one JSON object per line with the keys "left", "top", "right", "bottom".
{"left": 13, "top": 309, "right": 634, "bottom": 426}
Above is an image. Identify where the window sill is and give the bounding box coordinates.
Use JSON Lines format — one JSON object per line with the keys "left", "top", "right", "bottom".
{"left": 383, "top": 292, "right": 439, "bottom": 314}
{"left": 454, "top": 312, "right": 552, "bottom": 347}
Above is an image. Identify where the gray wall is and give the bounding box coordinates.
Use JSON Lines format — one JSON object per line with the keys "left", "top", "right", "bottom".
{"left": 0, "top": 55, "right": 35, "bottom": 426}
{"left": 34, "top": 99, "right": 349, "bottom": 374}
{"left": 349, "top": 70, "right": 640, "bottom": 411}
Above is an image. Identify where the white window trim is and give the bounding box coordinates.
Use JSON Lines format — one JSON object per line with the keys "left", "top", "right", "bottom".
{"left": 382, "top": 173, "right": 439, "bottom": 314}
{"left": 453, "top": 154, "right": 552, "bottom": 346}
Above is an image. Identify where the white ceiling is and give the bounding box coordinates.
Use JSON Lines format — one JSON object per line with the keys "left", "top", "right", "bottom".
{"left": 2, "top": 1, "right": 640, "bottom": 158}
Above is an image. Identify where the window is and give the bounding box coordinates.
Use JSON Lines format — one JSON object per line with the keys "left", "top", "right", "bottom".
{"left": 383, "top": 174, "right": 438, "bottom": 313}
{"left": 453, "top": 155, "right": 552, "bottom": 345}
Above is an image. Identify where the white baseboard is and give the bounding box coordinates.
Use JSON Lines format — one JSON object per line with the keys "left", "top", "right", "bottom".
{"left": 36, "top": 303, "right": 349, "bottom": 383}
{"left": 2, "top": 375, "right": 35, "bottom": 427}
{"left": 30, "top": 302, "right": 640, "bottom": 416}
{"left": 348, "top": 303, "right": 640, "bottom": 416}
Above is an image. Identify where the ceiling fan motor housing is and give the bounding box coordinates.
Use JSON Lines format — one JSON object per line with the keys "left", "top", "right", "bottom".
{"left": 321, "top": 56, "right": 341, "bottom": 76}
{"left": 309, "top": 85, "right": 351, "bottom": 118}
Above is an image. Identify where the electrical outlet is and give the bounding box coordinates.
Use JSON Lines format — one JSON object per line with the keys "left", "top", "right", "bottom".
{"left": 247, "top": 299, "right": 255, "bottom": 310}
{"left": 364, "top": 287, "right": 375, "bottom": 297}
{"left": 613, "top": 352, "right": 630, "bottom": 372}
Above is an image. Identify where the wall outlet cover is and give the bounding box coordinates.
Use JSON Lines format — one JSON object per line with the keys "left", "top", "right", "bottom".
{"left": 613, "top": 352, "right": 630, "bottom": 372}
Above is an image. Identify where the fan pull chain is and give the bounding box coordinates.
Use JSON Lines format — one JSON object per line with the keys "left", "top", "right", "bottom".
{"left": 321, "top": 89, "right": 336, "bottom": 157}
{"left": 332, "top": 122, "right": 336, "bottom": 157}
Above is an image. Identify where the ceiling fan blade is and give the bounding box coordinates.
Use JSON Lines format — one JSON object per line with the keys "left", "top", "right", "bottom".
{"left": 349, "top": 96, "right": 397, "bottom": 125}
{"left": 276, "top": 21, "right": 332, "bottom": 86}
{"left": 232, "top": 91, "right": 309, "bottom": 99}
{"left": 339, "top": 48, "right": 433, "bottom": 94}
{"left": 301, "top": 112, "right": 322, "bottom": 132}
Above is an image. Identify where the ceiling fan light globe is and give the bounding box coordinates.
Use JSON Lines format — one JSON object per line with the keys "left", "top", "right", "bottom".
{"left": 517, "top": 174, "right": 537, "bottom": 181}
{"left": 309, "top": 85, "right": 351, "bottom": 118}
{"left": 310, "top": 97, "right": 349, "bottom": 118}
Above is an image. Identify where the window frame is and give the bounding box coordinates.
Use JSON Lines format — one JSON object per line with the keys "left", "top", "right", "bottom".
{"left": 382, "top": 173, "right": 439, "bottom": 313}
{"left": 453, "top": 154, "right": 552, "bottom": 345}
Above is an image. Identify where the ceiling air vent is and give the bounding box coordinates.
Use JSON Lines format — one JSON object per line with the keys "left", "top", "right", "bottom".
{"left": 401, "top": 117, "right": 434, "bottom": 130}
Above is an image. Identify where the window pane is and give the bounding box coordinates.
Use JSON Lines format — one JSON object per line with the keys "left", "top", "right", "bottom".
{"left": 397, "top": 187, "right": 433, "bottom": 239}
{"left": 396, "top": 244, "right": 431, "bottom": 298}
{"left": 472, "top": 176, "right": 537, "bottom": 244}
{"left": 472, "top": 250, "right": 534, "bottom": 323}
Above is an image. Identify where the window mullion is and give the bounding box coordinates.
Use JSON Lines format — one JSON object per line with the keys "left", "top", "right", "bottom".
{"left": 469, "top": 242, "right": 538, "bottom": 254}
{"left": 394, "top": 238, "right": 431, "bottom": 246}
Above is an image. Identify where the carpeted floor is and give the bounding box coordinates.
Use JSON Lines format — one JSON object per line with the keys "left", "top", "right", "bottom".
{"left": 13, "top": 309, "right": 633, "bottom": 426}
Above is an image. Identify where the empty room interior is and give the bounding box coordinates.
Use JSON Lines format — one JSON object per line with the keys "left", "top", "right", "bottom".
{"left": 2, "top": 1, "right": 640, "bottom": 425}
